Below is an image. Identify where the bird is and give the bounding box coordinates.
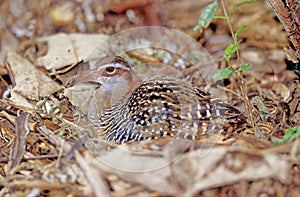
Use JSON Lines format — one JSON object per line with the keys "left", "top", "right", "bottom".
{"left": 74, "top": 55, "right": 248, "bottom": 144}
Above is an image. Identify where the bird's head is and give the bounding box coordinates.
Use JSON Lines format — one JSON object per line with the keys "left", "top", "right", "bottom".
{"left": 74, "top": 56, "right": 141, "bottom": 95}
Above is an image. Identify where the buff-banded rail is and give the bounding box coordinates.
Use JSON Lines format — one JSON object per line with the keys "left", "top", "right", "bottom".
{"left": 74, "top": 56, "right": 248, "bottom": 144}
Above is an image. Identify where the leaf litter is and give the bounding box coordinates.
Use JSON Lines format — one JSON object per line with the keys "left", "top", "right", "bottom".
{"left": 0, "top": 0, "right": 299, "bottom": 196}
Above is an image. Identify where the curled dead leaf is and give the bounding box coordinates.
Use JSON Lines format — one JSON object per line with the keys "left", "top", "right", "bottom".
{"left": 6, "top": 51, "right": 61, "bottom": 101}
{"left": 272, "top": 82, "right": 290, "bottom": 102}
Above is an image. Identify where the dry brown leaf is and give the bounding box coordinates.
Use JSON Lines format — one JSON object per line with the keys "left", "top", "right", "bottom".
{"left": 272, "top": 82, "right": 290, "bottom": 102}
{"left": 91, "top": 143, "right": 291, "bottom": 196}
{"left": 7, "top": 112, "right": 30, "bottom": 171}
{"left": 0, "top": 30, "right": 19, "bottom": 64}
{"left": 6, "top": 51, "right": 61, "bottom": 101}
{"left": 37, "top": 33, "right": 109, "bottom": 70}
{"left": 9, "top": 90, "right": 35, "bottom": 108}
{"left": 37, "top": 33, "right": 77, "bottom": 70}
{"left": 174, "top": 148, "right": 290, "bottom": 197}
{"left": 91, "top": 145, "right": 176, "bottom": 195}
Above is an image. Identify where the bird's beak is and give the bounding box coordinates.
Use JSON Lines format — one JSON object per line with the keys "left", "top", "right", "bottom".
{"left": 74, "top": 71, "right": 99, "bottom": 84}
{"left": 67, "top": 70, "right": 100, "bottom": 86}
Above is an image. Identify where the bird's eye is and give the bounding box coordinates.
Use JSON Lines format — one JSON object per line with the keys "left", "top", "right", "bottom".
{"left": 105, "top": 66, "right": 116, "bottom": 74}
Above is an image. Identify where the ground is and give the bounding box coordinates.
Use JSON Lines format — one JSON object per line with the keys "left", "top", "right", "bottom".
{"left": 0, "top": 0, "right": 299, "bottom": 196}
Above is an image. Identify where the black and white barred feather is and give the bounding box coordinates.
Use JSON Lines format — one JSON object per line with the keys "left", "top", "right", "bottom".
{"left": 97, "top": 78, "right": 247, "bottom": 144}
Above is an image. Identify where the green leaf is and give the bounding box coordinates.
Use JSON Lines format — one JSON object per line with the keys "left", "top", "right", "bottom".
{"left": 230, "top": 0, "right": 257, "bottom": 15}
{"left": 212, "top": 67, "right": 233, "bottom": 80}
{"left": 192, "top": 0, "right": 218, "bottom": 33}
{"left": 224, "top": 43, "right": 239, "bottom": 61}
{"left": 234, "top": 25, "right": 247, "bottom": 40}
{"left": 273, "top": 127, "right": 299, "bottom": 145}
{"left": 235, "top": 64, "right": 251, "bottom": 73}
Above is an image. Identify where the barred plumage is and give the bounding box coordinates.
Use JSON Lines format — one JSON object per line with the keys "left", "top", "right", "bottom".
{"left": 75, "top": 56, "right": 247, "bottom": 144}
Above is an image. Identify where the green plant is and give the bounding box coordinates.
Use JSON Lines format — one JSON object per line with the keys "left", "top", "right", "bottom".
{"left": 193, "top": 0, "right": 256, "bottom": 127}
{"left": 273, "top": 127, "right": 299, "bottom": 145}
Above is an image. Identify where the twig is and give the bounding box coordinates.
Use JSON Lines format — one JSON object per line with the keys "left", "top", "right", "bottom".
{"left": 3, "top": 60, "right": 16, "bottom": 87}
{"left": 0, "top": 75, "right": 9, "bottom": 88}
{"left": 216, "top": 85, "right": 244, "bottom": 101}
{"left": 75, "top": 152, "right": 111, "bottom": 197}
{"left": 220, "top": 0, "right": 255, "bottom": 128}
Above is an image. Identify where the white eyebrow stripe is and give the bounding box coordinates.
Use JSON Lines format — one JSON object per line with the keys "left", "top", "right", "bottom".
{"left": 99, "top": 63, "right": 131, "bottom": 71}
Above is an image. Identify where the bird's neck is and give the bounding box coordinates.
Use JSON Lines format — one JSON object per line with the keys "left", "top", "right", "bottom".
{"left": 126, "top": 77, "right": 142, "bottom": 95}
{"left": 100, "top": 74, "right": 142, "bottom": 105}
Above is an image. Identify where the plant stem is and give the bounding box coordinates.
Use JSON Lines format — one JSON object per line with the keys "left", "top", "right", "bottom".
{"left": 220, "top": 0, "right": 255, "bottom": 128}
